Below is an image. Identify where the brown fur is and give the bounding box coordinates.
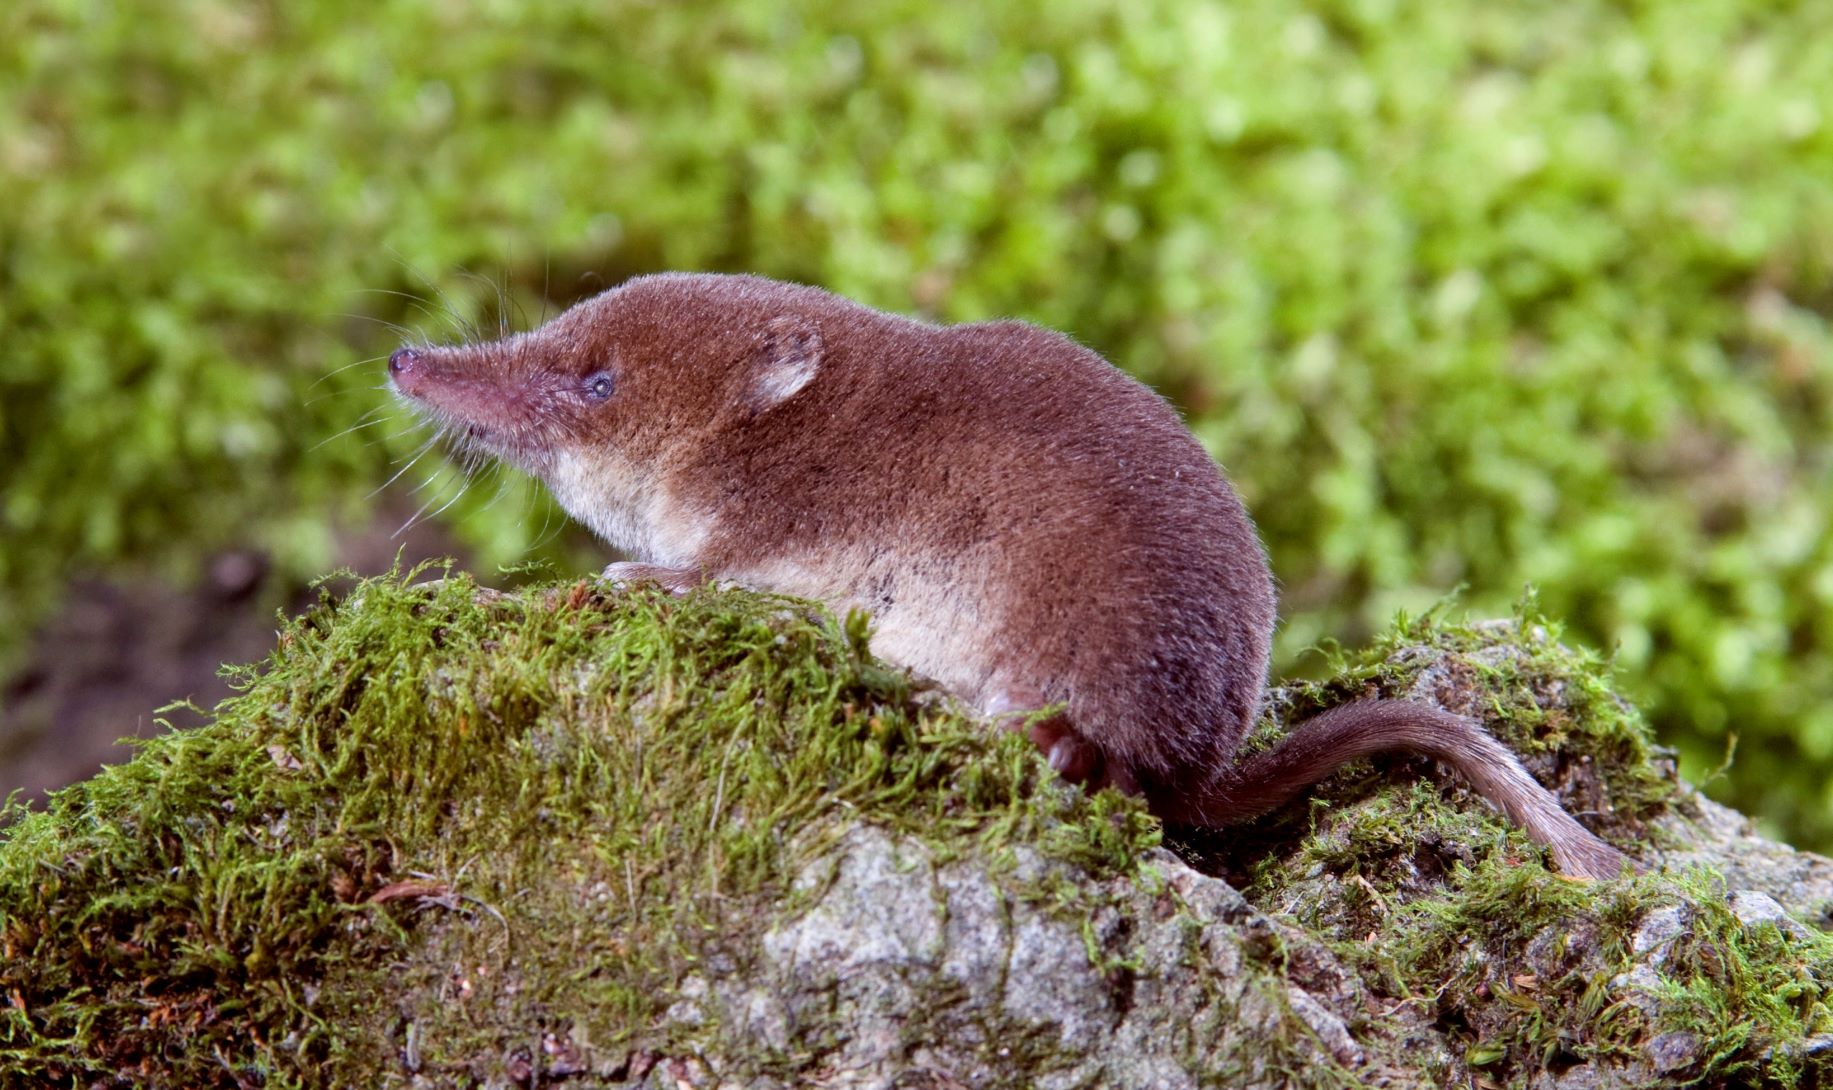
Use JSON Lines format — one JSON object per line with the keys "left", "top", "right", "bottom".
{"left": 387, "top": 272, "right": 1632, "bottom": 879}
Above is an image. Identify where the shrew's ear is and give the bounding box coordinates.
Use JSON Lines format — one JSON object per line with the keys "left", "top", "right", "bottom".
{"left": 745, "top": 315, "right": 822, "bottom": 413}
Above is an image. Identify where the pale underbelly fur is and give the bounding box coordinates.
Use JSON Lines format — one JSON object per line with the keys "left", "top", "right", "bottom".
{"left": 732, "top": 549, "right": 1004, "bottom": 711}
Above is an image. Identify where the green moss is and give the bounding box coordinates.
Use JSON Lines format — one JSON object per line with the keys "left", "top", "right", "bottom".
{"left": 1211, "top": 596, "right": 1667, "bottom": 900}
{"left": 3, "top": 0, "right": 1832, "bottom": 850}
{"left": 4, "top": 569, "right": 1828, "bottom": 1085}
{"left": 1206, "top": 600, "right": 1833, "bottom": 1086}
{"left": 0, "top": 567, "right": 1155, "bottom": 1086}
{"left": 1349, "top": 861, "right": 1833, "bottom": 1087}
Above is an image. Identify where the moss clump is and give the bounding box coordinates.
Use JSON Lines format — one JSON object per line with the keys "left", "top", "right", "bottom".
{"left": 5, "top": 569, "right": 1828, "bottom": 1086}
{"left": 0, "top": 568, "right": 1155, "bottom": 1087}
{"left": 1206, "top": 601, "right": 1832, "bottom": 1088}
{"left": 1202, "top": 598, "right": 1667, "bottom": 899}
{"left": 1361, "top": 861, "right": 1833, "bottom": 1087}
{"left": 4, "top": 0, "right": 1833, "bottom": 849}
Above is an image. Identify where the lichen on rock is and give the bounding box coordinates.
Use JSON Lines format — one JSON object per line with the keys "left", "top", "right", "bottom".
{"left": 1, "top": 568, "right": 1828, "bottom": 1087}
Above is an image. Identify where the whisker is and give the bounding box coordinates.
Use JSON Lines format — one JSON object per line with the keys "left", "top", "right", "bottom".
{"left": 335, "top": 311, "right": 421, "bottom": 341}
{"left": 495, "top": 266, "right": 510, "bottom": 338}
{"left": 454, "top": 268, "right": 505, "bottom": 342}
{"left": 527, "top": 493, "right": 554, "bottom": 550}
{"left": 528, "top": 493, "right": 567, "bottom": 552}
{"left": 540, "top": 250, "right": 552, "bottom": 326}
{"left": 395, "top": 467, "right": 472, "bottom": 538}
{"left": 305, "top": 380, "right": 397, "bottom": 408}
{"left": 337, "top": 312, "right": 422, "bottom": 364}
{"left": 308, "top": 353, "right": 389, "bottom": 392}
{"left": 472, "top": 464, "right": 518, "bottom": 519}
{"left": 423, "top": 475, "right": 476, "bottom": 523}
{"left": 383, "top": 247, "right": 479, "bottom": 337}
{"left": 407, "top": 464, "right": 449, "bottom": 498}
{"left": 307, "top": 409, "right": 391, "bottom": 453}
{"left": 381, "top": 421, "right": 431, "bottom": 444}
{"left": 508, "top": 269, "right": 530, "bottom": 336}
{"left": 369, "top": 435, "right": 441, "bottom": 499}
{"left": 353, "top": 286, "right": 465, "bottom": 336}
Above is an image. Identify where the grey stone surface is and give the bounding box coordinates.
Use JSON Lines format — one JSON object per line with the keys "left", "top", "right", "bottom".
{"left": 586, "top": 635, "right": 1833, "bottom": 1089}
{"left": 631, "top": 809, "right": 1831, "bottom": 1088}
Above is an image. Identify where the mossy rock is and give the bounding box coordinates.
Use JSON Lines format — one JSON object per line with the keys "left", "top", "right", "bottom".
{"left": 2, "top": 570, "right": 1829, "bottom": 1087}
{"left": 7, "top": 0, "right": 1833, "bottom": 851}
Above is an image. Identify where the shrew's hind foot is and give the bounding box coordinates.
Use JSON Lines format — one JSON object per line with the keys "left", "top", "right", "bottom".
{"left": 983, "top": 689, "right": 1140, "bottom": 795}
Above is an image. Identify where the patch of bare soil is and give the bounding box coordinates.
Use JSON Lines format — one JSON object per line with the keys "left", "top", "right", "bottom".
{"left": 0, "top": 516, "right": 477, "bottom": 804}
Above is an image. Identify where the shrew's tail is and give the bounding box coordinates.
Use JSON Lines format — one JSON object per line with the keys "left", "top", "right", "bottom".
{"left": 1154, "top": 699, "right": 1633, "bottom": 880}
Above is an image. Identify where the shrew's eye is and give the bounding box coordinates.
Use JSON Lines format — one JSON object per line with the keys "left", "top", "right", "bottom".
{"left": 583, "top": 372, "right": 616, "bottom": 402}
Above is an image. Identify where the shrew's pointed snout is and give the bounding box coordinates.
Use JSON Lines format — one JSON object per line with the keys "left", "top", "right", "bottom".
{"left": 388, "top": 347, "right": 427, "bottom": 395}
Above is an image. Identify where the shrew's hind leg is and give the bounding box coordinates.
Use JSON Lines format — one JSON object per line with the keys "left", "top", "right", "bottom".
{"left": 983, "top": 688, "right": 1140, "bottom": 795}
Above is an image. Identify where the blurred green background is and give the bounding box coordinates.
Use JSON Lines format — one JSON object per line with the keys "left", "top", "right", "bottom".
{"left": 2, "top": 1, "right": 1830, "bottom": 847}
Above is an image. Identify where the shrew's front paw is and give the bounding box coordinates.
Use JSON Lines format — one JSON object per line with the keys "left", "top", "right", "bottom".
{"left": 599, "top": 562, "right": 704, "bottom": 595}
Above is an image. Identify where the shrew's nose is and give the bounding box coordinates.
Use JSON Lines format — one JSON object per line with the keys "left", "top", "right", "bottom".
{"left": 388, "top": 347, "right": 422, "bottom": 377}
